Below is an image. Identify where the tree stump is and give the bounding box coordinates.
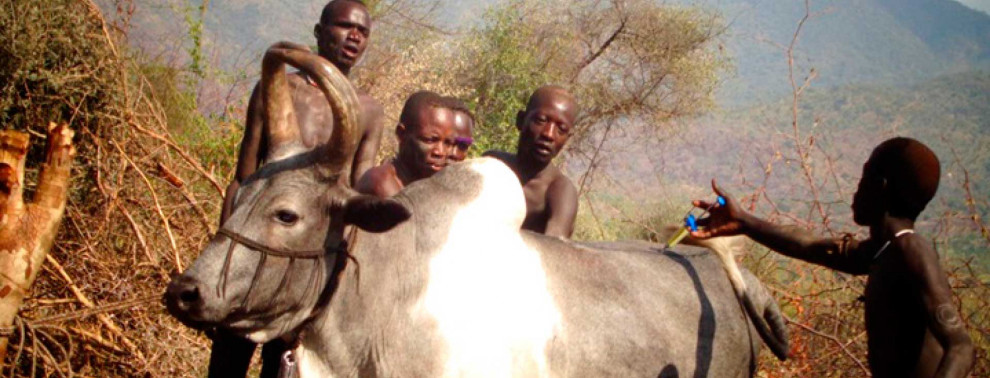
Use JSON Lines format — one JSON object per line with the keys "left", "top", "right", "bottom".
{"left": 0, "top": 123, "right": 75, "bottom": 363}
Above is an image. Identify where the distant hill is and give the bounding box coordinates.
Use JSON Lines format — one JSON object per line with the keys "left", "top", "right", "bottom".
{"left": 712, "top": 0, "right": 990, "bottom": 107}
{"left": 593, "top": 69, "right": 990, "bottom": 226}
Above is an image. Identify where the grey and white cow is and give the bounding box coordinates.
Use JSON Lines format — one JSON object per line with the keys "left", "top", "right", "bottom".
{"left": 165, "top": 43, "right": 788, "bottom": 377}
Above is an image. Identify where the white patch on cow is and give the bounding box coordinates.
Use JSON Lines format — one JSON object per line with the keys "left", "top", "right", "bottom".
{"left": 295, "top": 345, "right": 334, "bottom": 378}
{"left": 419, "top": 158, "right": 562, "bottom": 377}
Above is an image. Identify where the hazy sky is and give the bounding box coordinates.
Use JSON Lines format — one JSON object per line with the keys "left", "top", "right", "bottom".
{"left": 956, "top": 0, "right": 990, "bottom": 14}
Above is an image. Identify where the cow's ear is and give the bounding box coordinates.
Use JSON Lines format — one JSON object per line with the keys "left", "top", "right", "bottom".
{"left": 342, "top": 195, "right": 411, "bottom": 233}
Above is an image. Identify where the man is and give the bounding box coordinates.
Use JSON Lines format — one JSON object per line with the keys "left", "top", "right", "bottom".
{"left": 449, "top": 105, "right": 475, "bottom": 163}
{"left": 219, "top": 0, "right": 383, "bottom": 221}
{"left": 485, "top": 85, "right": 579, "bottom": 238}
{"left": 355, "top": 91, "right": 474, "bottom": 198}
{"left": 212, "top": 1, "right": 384, "bottom": 376}
{"left": 691, "top": 137, "right": 974, "bottom": 377}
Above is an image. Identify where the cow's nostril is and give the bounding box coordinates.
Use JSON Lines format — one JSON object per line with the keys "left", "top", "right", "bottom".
{"left": 165, "top": 275, "right": 204, "bottom": 316}
{"left": 179, "top": 285, "right": 200, "bottom": 305}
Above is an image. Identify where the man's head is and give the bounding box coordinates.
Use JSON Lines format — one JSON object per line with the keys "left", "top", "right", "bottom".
{"left": 515, "top": 85, "right": 579, "bottom": 165}
{"left": 395, "top": 91, "right": 469, "bottom": 182}
{"left": 314, "top": 0, "right": 371, "bottom": 75}
{"left": 444, "top": 97, "right": 475, "bottom": 162}
{"left": 852, "top": 137, "right": 940, "bottom": 225}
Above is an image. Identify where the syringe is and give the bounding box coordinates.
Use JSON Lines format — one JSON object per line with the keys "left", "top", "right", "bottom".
{"left": 664, "top": 195, "right": 725, "bottom": 249}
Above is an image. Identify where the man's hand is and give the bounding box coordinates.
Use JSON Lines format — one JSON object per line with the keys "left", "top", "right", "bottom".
{"left": 691, "top": 179, "right": 750, "bottom": 239}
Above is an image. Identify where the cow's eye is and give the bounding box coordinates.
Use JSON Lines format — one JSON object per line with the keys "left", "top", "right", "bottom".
{"left": 274, "top": 210, "right": 300, "bottom": 225}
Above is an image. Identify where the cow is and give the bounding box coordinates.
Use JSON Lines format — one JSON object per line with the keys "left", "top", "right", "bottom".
{"left": 165, "top": 43, "right": 788, "bottom": 377}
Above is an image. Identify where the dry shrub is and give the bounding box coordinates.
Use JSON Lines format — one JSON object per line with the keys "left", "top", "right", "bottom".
{"left": 743, "top": 249, "right": 990, "bottom": 376}
{"left": 354, "top": 38, "right": 474, "bottom": 161}
{"left": 2, "top": 0, "right": 222, "bottom": 375}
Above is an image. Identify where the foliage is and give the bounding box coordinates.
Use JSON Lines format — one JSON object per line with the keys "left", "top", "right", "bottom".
{"left": 455, "top": 0, "right": 729, "bottom": 161}
{"left": 2, "top": 0, "right": 230, "bottom": 375}
{"left": 0, "top": 0, "right": 118, "bottom": 158}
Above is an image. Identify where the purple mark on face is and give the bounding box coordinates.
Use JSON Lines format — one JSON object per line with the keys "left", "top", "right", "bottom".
{"left": 454, "top": 136, "right": 474, "bottom": 149}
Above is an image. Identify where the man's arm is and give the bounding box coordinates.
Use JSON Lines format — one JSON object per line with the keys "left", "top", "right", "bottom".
{"left": 350, "top": 95, "right": 384, "bottom": 187}
{"left": 544, "top": 176, "right": 578, "bottom": 238}
{"left": 901, "top": 236, "right": 974, "bottom": 377}
{"left": 691, "top": 180, "right": 872, "bottom": 275}
{"left": 220, "top": 84, "right": 265, "bottom": 224}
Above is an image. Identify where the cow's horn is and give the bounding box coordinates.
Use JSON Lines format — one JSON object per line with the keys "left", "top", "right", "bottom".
{"left": 259, "top": 42, "right": 360, "bottom": 172}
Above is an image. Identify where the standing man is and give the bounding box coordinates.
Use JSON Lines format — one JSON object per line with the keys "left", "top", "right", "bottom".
{"left": 691, "top": 137, "right": 974, "bottom": 377}
{"left": 485, "top": 85, "right": 579, "bottom": 238}
{"left": 212, "top": 1, "right": 384, "bottom": 376}
{"left": 355, "top": 91, "right": 474, "bottom": 198}
{"left": 219, "top": 0, "right": 383, "bottom": 221}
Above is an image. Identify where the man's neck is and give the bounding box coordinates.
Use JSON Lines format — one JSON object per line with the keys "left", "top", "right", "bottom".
{"left": 515, "top": 155, "right": 551, "bottom": 183}
{"left": 392, "top": 157, "right": 415, "bottom": 187}
{"left": 332, "top": 59, "right": 351, "bottom": 77}
{"left": 870, "top": 214, "right": 915, "bottom": 241}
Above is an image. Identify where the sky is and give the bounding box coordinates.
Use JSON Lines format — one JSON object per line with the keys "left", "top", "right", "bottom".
{"left": 956, "top": 0, "right": 990, "bottom": 14}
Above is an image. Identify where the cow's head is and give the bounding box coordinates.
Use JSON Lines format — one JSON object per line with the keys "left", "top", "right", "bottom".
{"left": 164, "top": 42, "right": 408, "bottom": 342}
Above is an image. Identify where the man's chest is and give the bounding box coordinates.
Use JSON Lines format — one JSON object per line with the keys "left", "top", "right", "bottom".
{"left": 287, "top": 79, "right": 336, "bottom": 148}
{"left": 521, "top": 181, "right": 551, "bottom": 215}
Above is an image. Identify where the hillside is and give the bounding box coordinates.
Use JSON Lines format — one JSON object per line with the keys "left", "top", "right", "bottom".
{"left": 585, "top": 69, "right": 990, "bottom": 261}
{"left": 713, "top": 0, "right": 990, "bottom": 106}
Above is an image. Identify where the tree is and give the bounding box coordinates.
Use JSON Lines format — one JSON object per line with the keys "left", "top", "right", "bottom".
{"left": 457, "top": 0, "right": 729, "bottom": 165}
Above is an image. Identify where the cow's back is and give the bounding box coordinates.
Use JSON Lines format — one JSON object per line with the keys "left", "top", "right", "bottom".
{"left": 529, "top": 235, "right": 760, "bottom": 377}
{"left": 314, "top": 159, "right": 768, "bottom": 377}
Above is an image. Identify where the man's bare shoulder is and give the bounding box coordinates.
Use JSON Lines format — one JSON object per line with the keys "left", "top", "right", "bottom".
{"left": 893, "top": 233, "right": 942, "bottom": 272}
{"left": 355, "top": 162, "right": 399, "bottom": 197}
{"left": 356, "top": 91, "right": 384, "bottom": 114}
{"left": 549, "top": 171, "right": 577, "bottom": 192}
{"left": 547, "top": 170, "right": 577, "bottom": 202}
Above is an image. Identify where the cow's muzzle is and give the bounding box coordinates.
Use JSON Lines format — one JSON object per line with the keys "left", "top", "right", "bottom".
{"left": 164, "top": 274, "right": 216, "bottom": 329}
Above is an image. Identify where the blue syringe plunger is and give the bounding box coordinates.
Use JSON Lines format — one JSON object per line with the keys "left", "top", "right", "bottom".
{"left": 686, "top": 214, "right": 698, "bottom": 232}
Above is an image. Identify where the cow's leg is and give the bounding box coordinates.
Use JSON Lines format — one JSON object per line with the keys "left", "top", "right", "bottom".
{"left": 208, "top": 330, "right": 257, "bottom": 378}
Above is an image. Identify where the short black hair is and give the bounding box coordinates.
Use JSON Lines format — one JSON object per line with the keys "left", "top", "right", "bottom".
{"left": 399, "top": 91, "right": 444, "bottom": 128}
{"left": 439, "top": 96, "right": 475, "bottom": 126}
{"left": 398, "top": 92, "right": 476, "bottom": 133}
{"left": 868, "top": 137, "right": 941, "bottom": 220}
{"left": 320, "top": 0, "right": 368, "bottom": 25}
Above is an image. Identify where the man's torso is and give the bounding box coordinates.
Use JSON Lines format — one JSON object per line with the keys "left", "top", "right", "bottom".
{"left": 286, "top": 73, "right": 336, "bottom": 149}
{"left": 865, "top": 245, "right": 941, "bottom": 377}
{"left": 486, "top": 151, "right": 564, "bottom": 234}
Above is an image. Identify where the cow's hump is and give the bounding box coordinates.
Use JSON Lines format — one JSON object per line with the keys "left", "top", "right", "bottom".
{"left": 417, "top": 157, "right": 560, "bottom": 377}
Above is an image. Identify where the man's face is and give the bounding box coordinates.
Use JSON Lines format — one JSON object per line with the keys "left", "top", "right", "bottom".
{"left": 398, "top": 106, "right": 458, "bottom": 181}
{"left": 852, "top": 156, "right": 886, "bottom": 226}
{"left": 315, "top": 2, "right": 371, "bottom": 72}
{"left": 517, "top": 96, "right": 577, "bottom": 165}
{"left": 449, "top": 111, "right": 474, "bottom": 162}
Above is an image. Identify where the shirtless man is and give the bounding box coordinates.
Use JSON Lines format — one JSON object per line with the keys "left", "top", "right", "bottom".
{"left": 691, "top": 137, "right": 973, "bottom": 377}
{"left": 219, "top": 0, "right": 383, "bottom": 221}
{"left": 485, "top": 85, "right": 579, "bottom": 238}
{"left": 355, "top": 91, "right": 474, "bottom": 198}
{"left": 212, "top": 1, "right": 383, "bottom": 376}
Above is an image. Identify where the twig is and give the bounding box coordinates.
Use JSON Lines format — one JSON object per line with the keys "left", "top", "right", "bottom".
{"left": 108, "top": 137, "right": 183, "bottom": 272}
{"left": 116, "top": 204, "right": 170, "bottom": 279}
{"left": 42, "top": 255, "right": 146, "bottom": 362}
{"left": 124, "top": 118, "right": 224, "bottom": 195}
{"left": 786, "top": 317, "right": 871, "bottom": 375}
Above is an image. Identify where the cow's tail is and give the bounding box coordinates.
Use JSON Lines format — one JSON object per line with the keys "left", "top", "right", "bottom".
{"left": 678, "top": 232, "right": 790, "bottom": 360}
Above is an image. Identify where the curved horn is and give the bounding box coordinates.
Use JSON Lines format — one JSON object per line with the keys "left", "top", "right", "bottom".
{"left": 260, "top": 42, "right": 361, "bottom": 170}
